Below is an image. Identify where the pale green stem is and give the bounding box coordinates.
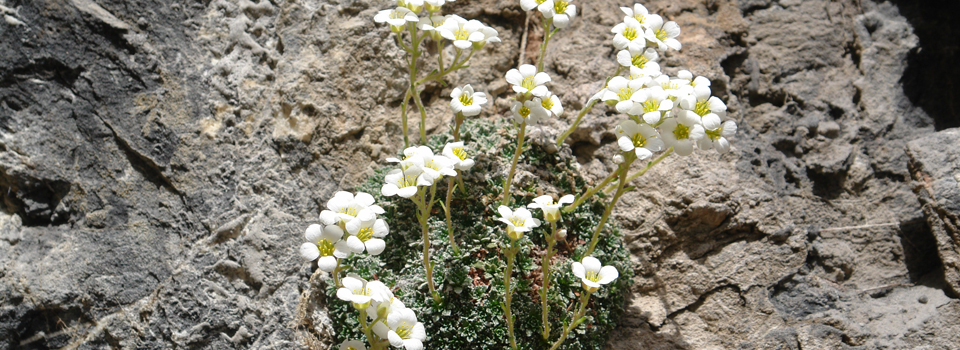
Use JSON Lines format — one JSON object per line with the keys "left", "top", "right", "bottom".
{"left": 503, "top": 238, "right": 520, "bottom": 350}
{"left": 536, "top": 20, "right": 554, "bottom": 72}
{"left": 332, "top": 259, "right": 343, "bottom": 288}
{"left": 443, "top": 176, "right": 460, "bottom": 255}
{"left": 584, "top": 153, "right": 635, "bottom": 257}
{"left": 359, "top": 309, "right": 384, "bottom": 350}
{"left": 418, "top": 185, "right": 442, "bottom": 304}
{"left": 400, "top": 89, "right": 412, "bottom": 148}
{"left": 541, "top": 220, "right": 558, "bottom": 340}
{"left": 556, "top": 66, "right": 624, "bottom": 147}
{"left": 604, "top": 147, "right": 674, "bottom": 194}
{"left": 562, "top": 168, "right": 620, "bottom": 214}
{"left": 501, "top": 122, "right": 527, "bottom": 207}
{"left": 548, "top": 291, "right": 593, "bottom": 350}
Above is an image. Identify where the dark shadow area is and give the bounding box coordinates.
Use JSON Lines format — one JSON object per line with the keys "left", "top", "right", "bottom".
{"left": 890, "top": 0, "right": 960, "bottom": 130}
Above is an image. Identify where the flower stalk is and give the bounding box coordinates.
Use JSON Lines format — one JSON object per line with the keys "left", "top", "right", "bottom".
{"left": 540, "top": 221, "right": 559, "bottom": 340}
{"left": 417, "top": 185, "right": 443, "bottom": 304}
{"left": 501, "top": 121, "right": 527, "bottom": 207}
{"left": 502, "top": 238, "right": 521, "bottom": 350}
{"left": 584, "top": 152, "right": 635, "bottom": 257}
{"left": 548, "top": 291, "right": 592, "bottom": 350}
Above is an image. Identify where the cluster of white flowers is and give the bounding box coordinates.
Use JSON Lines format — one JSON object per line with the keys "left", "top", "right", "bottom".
{"left": 596, "top": 4, "right": 737, "bottom": 157}
{"left": 375, "top": 0, "right": 501, "bottom": 50}
{"left": 505, "top": 64, "right": 565, "bottom": 125}
{"left": 381, "top": 143, "right": 474, "bottom": 198}
{"left": 299, "top": 192, "right": 389, "bottom": 271}
{"left": 337, "top": 275, "right": 426, "bottom": 350}
{"left": 520, "top": 0, "right": 578, "bottom": 28}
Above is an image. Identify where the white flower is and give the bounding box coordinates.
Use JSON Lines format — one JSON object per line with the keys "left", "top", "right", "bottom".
{"left": 398, "top": 0, "right": 424, "bottom": 12}
{"left": 510, "top": 99, "right": 549, "bottom": 124}
{"left": 410, "top": 146, "right": 457, "bottom": 185}
{"left": 442, "top": 142, "right": 475, "bottom": 171}
{"left": 644, "top": 15, "right": 681, "bottom": 51}
{"left": 571, "top": 256, "right": 619, "bottom": 293}
{"left": 320, "top": 191, "right": 385, "bottom": 226}
{"left": 337, "top": 276, "right": 389, "bottom": 309}
{"left": 629, "top": 86, "right": 673, "bottom": 124}
{"left": 450, "top": 84, "right": 487, "bottom": 117}
{"left": 647, "top": 74, "right": 691, "bottom": 100}
{"left": 345, "top": 211, "right": 390, "bottom": 255}
{"left": 374, "top": 7, "right": 419, "bottom": 30}
{"left": 497, "top": 205, "right": 541, "bottom": 240}
{"left": 505, "top": 64, "right": 551, "bottom": 97}
{"left": 424, "top": 0, "right": 452, "bottom": 12}
{"left": 437, "top": 15, "right": 485, "bottom": 50}
{"left": 620, "top": 4, "right": 653, "bottom": 29}
{"left": 417, "top": 14, "right": 447, "bottom": 34}
{"left": 368, "top": 287, "right": 406, "bottom": 320}
{"left": 373, "top": 308, "right": 426, "bottom": 350}
{"left": 540, "top": 93, "right": 563, "bottom": 118}
{"left": 611, "top": 17, "right": 646, "bottom": 51}
{"left": 679, "top": 85, "right": 726, "bottom": 131}
{"left": 382, "top": 167, "right": 423, "bottom": 198}
{"left": 616, "top": 47, "right": 660, "bottom": 77}
{"left": 527, "top": 194, "right": 574, "bottom": 223}
{"left": 299, "top": 224, "right": 347, "bottom": 272}
{"left": 474, "top": 24, "right": 501, "bottom": 49}
{"left": 540, "top": 0, "right": 576, "bottom": 28}
{"left": 339, "top": 340, "right": 367, "bottom": 350}
{"left": 659, "top": 116, "right": 705, "bottom": 156}
{"left": 698, "top": 120, "right": 737, "bottom": 153}
{"left": 386, "top": 147, "right": 426, "bottom": 172}
{"left": 602, "top": 76, "right": 644, "bottom": 115}
{"left": 520, "top": 0, "right": 550, "bottom": 11}
{"left": 616, "top": 120, "right": 664, "bottom": 160}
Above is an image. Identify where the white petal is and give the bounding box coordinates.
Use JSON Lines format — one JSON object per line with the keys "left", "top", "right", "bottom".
{"left": 582, "top": 256, "right": 601, "bottom": 273}
{"left": 337, "top": 287, "right": 354, "bottom": 301}
{"left": 571, "top": 262, "right": 585, "bottom": 278}
{"left": 642, "top": 111, "right": 661, "bottom": 125}
{"left": 519, "top": 64, "right": 537, "bottom": 77}
{"left": 373, "top": 219, "right": 389, "bottom": 237}
{"left": 346, "top": 236, "right": 365, "bottom": 253}
{"left": 317, "top": 256, "right": 338, "bottom": 272}
{"left": 382, "top": 184, "right": 399, "bottom": 197}
{"left": 553, "top": 15, "right": 569, "bottom": 28}
{"left": 701, "top": 113, "right": 721, "bottom": 131}
{"left": 300, "top": 242, "right": 320, "bottom": 261}
{"left": 365, "top": 239, "right": 386, "bottom": 255}
{"left": 498, "top": 205, "right": 513, "bottom": 219}
{"left": 559, "top": 194, "right": 575, "bottom": 204}
{"left": 635, "top": 147, "right": 653, "bottom": 160}
{"left": 598, "top": 266, "right": 619, "bottom": 284}
{"left": 398, "top": 186, "right": 419, "bottom": 198}
{"left": 305, "top": 224, "right": 324, "bottom": 242}
{"left": 618, "top": 136, "right": 636, "bottom": 152}
{"left": 505, "top": 69, "right": 523, "bottom": 86}
{"left": 323, "top": 225, "right": 345, "bottom": 241}
{"left": 410, "top": 323, "right": 426, "bottom": 340}
{"left": 403, "top": 339, "right": 423, "bottom": 350}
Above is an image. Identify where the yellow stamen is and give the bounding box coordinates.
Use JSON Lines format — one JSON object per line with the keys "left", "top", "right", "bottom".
{"left": 356, "top": 227, "right": 374, "bottom": 242}
{"left": 317, "top": 239, "right": 335, "bottom": 256}
{"left": 623, "top": 27, "right": 637, "bottom": 41}
{"left": 453, "top": 147, "right": 468, "bottom": 160}
{"left": 673, "top": 123, "right": 691, "bottom": 140}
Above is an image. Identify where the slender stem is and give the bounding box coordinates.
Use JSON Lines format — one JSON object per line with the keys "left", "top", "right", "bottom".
{"left": 415, "top": 48, "right": 473, "bottom": 86}
{"left": 562, "top": 168, "right": 620, "bottom": 214}
{"left": 437, "top": 38, "right": 445, "bottom": 75}
{"left": 501, "top": 122, "right": 527, "bottom": 207}
{"left": 503, "top": 239, "right": 520, "bottom": 350}
{"left": 548, "top": 291, "right": 592, "bottom": 350}
{"left": 604, "top": 147, "right": 674, "bottom": 194}
{"left": 413, "top": 85, "right": 429, "bottom": 144}
{"left": 359, "top": 309, "right": 382, "bottom": 350}
{"left": 556, "top": 66, "right": 624, "bottom": 147}
{"left": 332, "top": 259, "right": 343, "bottom": 288}
{"left": 541, "top": 221, "right": 558, "bottom": 340}
{"left": 443, "top": 176, "right": 460, "bottom": 254}
{"left": 537, "top": 22, "right": 559, "bottom": 72}
{"left": 400, "top": 89, "right": 412, "bottom": 148}
{"left": 584, "top": 154, "right": 635, "bottom": 257}
{"left": 418, "top": 187, "right": 442, "bottom": 304}
{"left": 452, "top": 113, "right": 464, "bottom": 141}
{"left": 456, "top": 173, "right": 468, "bottom": 196}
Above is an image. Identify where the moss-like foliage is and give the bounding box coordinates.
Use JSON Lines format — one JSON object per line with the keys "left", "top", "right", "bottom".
{"left": 326, "top": 119, "right": 633, "bottom": 350}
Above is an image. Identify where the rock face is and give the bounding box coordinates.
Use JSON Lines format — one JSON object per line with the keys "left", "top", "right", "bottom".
{"left": 0, "top": 0, "right": 956, "bottom": 349}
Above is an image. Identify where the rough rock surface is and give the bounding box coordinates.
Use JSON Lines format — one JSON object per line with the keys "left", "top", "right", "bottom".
{"left": 0, "top": 0, "right": 957, "bottom": 349}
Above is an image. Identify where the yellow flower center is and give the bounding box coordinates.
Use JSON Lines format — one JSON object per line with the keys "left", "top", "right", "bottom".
{"left": 632, "top": 132, "right": 647, "bottom": 148}
{"left": 623, "top": 27, "right": 637, "bottom": 41}
{"left": 458, "top": 93, "right": 473, "bottom": 106}
{"left": 631, "top": 54, "right": 649, "bottom": 68}
{"left": 554, "top": 0, "right": 569, "bottom": 14}
{"left": 616, "top": 87, "right": 633, "bottom": 101}
{"left": 396, "top": 322, "right": 412, "bottom": 339}
{"left": 398, "top": 174, "right": 416, "bottom": 188}
{"left": 643, "top": 99, "right": 659, "bottom": 113}
{"left": 634, "top": 14, "right": 646, "bottom": 23}
{"left": 356, "top": 227, "right": 373, "bottom": 242}
{"left": 518, "top": 105, "right": 531, "bottom": 118}
{"left": 454, "top": 28, "right": 470, "bottom": 41}
{"left": 521, "top": 76, "right": 536, "bottom": 91}
{"left": 693, "top": 99, "right": 710, "bottom": 117}
{"left": 585, "top": 270, "right": 600, "bottom": 282}
{"left": 705, "top": 128, "right": 722, "bottom": 141}
{"left": 673, "top": 123, "right": 691, "bottom": 140}
{"left": 541, "top": 97, "right": 554, "bottom": 110}
{"left": 655, "top": 28, "right": 667, "bottom": 41}
{"left": 317, "top": 239, "right": 336, "bottom": 257}
{"left": 510, "top": 217, "right": 526, "bottom": 227}
{"left": 339, "top": 207, "right": 358, "bottom": 218}
{"left": 452, "top": 147, "right": 468, "bottom": 160}
{"left": 536, "top": 0, "right": 546, "bottom": 4}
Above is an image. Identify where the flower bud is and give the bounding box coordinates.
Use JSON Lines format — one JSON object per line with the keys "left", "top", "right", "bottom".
{"left": 556, "top": 229, "right": 567, "bottom": 240}
{"left": 424, "top": 3, "right": 441, "bottom": 13}
{"left": 377, "top": 301, "right": 391, "bottom": 319}
{"left": 390, "top": 24, "right": 404, "bottom": 33}
{"left": 352, "top": 300, "right": 372, "bottom": 311}
{"left": 507, "top": 227, "right": 523, "bottom": 241}
{"left": 613, "top": 154, "right": 624, "bottom": 164}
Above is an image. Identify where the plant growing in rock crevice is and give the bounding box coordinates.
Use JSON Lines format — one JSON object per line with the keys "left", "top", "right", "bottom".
{"left": 295, "top": 1, "right": 738, "bottom": 349}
